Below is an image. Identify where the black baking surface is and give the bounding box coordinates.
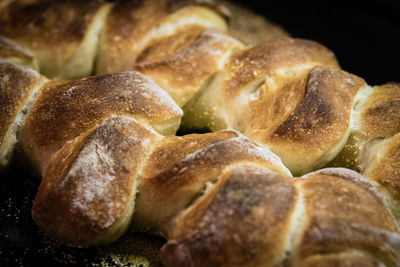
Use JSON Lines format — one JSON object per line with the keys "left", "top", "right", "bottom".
{"left": 1, "top": 1, "right": 399, "bottom": 266}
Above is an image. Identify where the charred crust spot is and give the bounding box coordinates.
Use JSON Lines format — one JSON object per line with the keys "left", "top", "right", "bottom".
{"left": 218, "top": 177, "right": 265, "bottom": 215}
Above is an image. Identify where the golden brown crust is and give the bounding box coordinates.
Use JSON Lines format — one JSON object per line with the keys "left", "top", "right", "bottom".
{"left": 96, "top": 0, "right": 228, "bottom": 75}
{"left": 20, "top": 71, "right": 182, "bottom": 174}
{"left": 0, "top": 0, "right": 103, "bottom": 44}
{"left": 360, "top": 82, "right": 400, "bottom": 139}
{"left": 136, "top": 25, "right": 207, "bottom": 63}
{"left": 187, "top": 64, "right": 365, "bottom": 175}
{"left": 181, "top": 38, "right": 341, "bottom": 134}
{"left": 293, "top": 168, "right": 400, "bottom": 266}
{"left": 362, "top": 133, "right": 400, "bottom": 205}
{"left": 223, "top": 38, "right": 339, "bottom": 97}
{"left": 0, "top": 60, "right": 47, "bottom": 167}
{"left": 136, "top": 28, "right": 242, "bottom": 106}
{"left": 0, "top": 60, "right": 44, "bottom": 142}
{"left": 0, "top": 0, "right": 107, "bottom": 77}
{"left": 134, "top": 130, "right": 291, "bottom": 231}
{"left": 161, "top": 166, "right": 297, "bottom": 267}
{"left": 32, "top": 116, "right": 159, "bottom": 246}
{"left": 328, "top": 82, "right": 400, "bottom": 174}
{"left": 265, "top": 66, "right": 365, "bottom": 175}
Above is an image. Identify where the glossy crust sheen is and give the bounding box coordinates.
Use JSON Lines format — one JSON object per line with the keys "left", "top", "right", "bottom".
{"left": 32, "top": 116, "right": 160, "bottom": 246}
{"left": 161, "top": 166, "right": 297, "bottom": 267}
{"left": 20, "top": 71, "right": 182, "bottom": 174}
{"left": 134, "top": 130, "right": 291, "bottom": 231}
{"left": 294, "top": 168, "right": 400, "bottom": 266}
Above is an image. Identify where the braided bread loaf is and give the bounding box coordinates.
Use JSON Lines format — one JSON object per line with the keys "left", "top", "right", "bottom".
{"left": 0, "top": 60, "right": 290, "bottom": 243}
{"left": 1, "top": 0, "right": 400, "bottom": 266}
{"left": 1, "top": 60, "right": 400, "bottom": 265}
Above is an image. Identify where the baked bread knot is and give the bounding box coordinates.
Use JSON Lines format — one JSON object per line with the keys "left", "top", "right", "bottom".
{"left": 0, "top": 0, "right": 400, "bottom": 266}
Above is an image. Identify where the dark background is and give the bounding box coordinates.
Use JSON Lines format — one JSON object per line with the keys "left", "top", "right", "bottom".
{"left": 1, "top": 1, "right": 399, "bottom": 266}
{"left": 233, "top": 0, "right": 400, "bottom": 85}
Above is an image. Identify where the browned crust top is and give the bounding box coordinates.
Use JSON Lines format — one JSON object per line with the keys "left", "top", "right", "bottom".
{"left": 363, "top": 133, "right": 400, "bottom": 201}
{"left": 161, "top": 166, "right": 297, "bottom": 266}
{"left": 136, "top": 25, "right": 207, "bottom": 63}
{"left": 32, "top": 116, "right": 159, "bottom": 246}
{"left": 135, "top": 28, "right": 242, "bottom": 105}
{"left": 361, "top": 82, "right": 400, "bottom": 139}
{"left": 263, "top": 66, "right": 365, "bottom": 173}
{"left": 135, "top": 130, "right": 290, "bottom": 230}
{"left": 141, "top": 130, "right": 289, "bottom": 201}
{"left": 269, "top": 66, "right": 364, "bottom": 142}
{"left": 295, "top": 168, "right": 400, "bottom": 265}
{"left": 21, "top": 71, "right": 182, "bottom": 161}
{"left": 0, "top": 0, "right": 105, "bottom": 49}
{"left": 0, "top": 60, "right": 45, "bottom": 141}
{"left": 98, "top": 0, "right": 227, "bottom": 74}
{"left": 222, "top": 38, "right": 339, "bottom": 97}
{"left": 142, "top": 130, "right": 239, "bottom": 180}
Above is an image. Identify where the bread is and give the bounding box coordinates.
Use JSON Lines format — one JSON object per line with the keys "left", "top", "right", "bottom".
{"left": 0, "top": 0, "right": 287, "bottom": 80}
{"left": 0, "top": 0, "right": 110, "bottom": 79}
{"left": 0, "top": 60, "right": 47, "bottom": 169}
{"left": 1, "top": 0, "right": 400, "bottom": 266}
{"left": 19, "top": 71, "right": 182, "bottom": 175}
{"left": 162, "top": 168, "right": 400, "bottom": 266}
{"left": 33, "top": 115, "right": 290, "bottom": 246}
{"left": 0, "top": 36, "right": 38, "bottom": 70}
